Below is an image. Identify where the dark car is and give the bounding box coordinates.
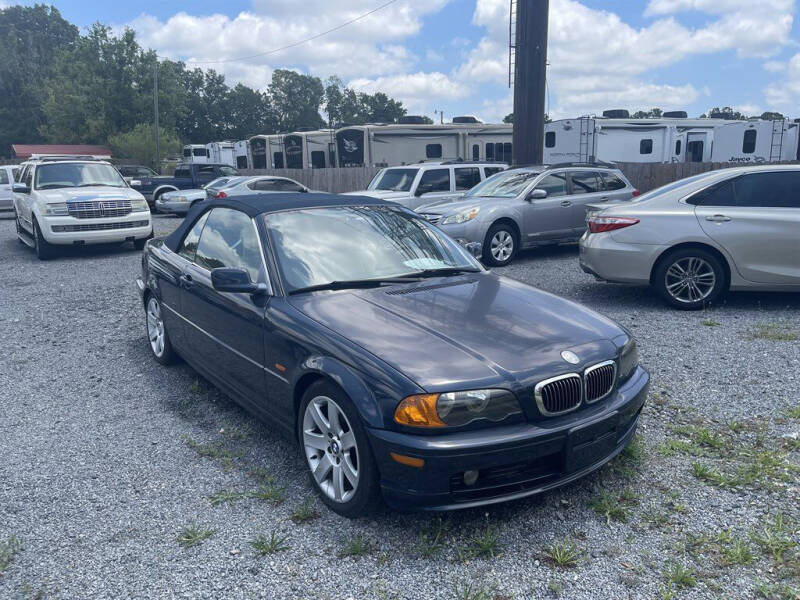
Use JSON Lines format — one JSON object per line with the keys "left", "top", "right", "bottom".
{"left": 136, "top": 194, "right": 649, "bottom": 517}
{"left": 130, "top": 163, "right": 239, "bottom": 206}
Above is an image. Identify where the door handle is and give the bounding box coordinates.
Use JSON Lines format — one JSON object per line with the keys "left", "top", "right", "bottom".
{"left": 705, "top": 215, "right": 731, "bottom": 222}
{"left": 179, "top": 273, "right": 194, "bottom": 288}
{"left": 560, "top": 200, "right": 572, "bottom": 207}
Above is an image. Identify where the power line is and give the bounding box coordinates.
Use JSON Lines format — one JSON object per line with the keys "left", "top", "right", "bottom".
{"left": 184, "top": 0, "right": 400, "bottom": 65}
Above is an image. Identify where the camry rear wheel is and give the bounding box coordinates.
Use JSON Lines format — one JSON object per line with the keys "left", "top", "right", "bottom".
{"left": 145, "top": 295, "right": 175, "bottom": 364}
{"left": 299, "top": 381, "right": 380, "bottom": 517}
{"left": 654, "top": 248, "right": 726, "bottom": 310}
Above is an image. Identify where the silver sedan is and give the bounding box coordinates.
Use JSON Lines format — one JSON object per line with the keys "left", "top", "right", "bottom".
{"left": 579, "top": 165, "right": 800, "bottom": 309}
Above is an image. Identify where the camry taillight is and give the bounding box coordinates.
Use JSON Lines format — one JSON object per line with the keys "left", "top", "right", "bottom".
{"left": 215, "top": 191, "right": 227, "bottom": 198}
{"left": 588, "top": 216, "right": 640, "bottom": 234}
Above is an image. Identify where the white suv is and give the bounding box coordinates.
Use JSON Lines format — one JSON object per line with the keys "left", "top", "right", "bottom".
{"left": 344, "top": 161, "right": 508, "bottom": 210}
{"left": 13, "top": 157, "right": 152, "bottom": 260}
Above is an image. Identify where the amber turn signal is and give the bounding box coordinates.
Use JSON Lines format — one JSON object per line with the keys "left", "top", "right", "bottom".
{"left": 394, "top": 394, "right": 446, "bottom": 428}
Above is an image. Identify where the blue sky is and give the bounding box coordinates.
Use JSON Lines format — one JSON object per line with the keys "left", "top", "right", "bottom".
{"left": 14, "top": 0, "right": 800, "bottom": 122}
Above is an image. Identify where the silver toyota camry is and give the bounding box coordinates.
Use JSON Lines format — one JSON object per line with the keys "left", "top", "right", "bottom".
{"left": 579, "top": 165, "right": 800, "bottom": 310}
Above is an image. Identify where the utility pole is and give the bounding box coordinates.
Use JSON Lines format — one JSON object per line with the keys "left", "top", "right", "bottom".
{"left": 511, "top": 0, "right": 549, "bottom": 166}
{"left": 153, "top": 61, "right": 161, "bottom": 174}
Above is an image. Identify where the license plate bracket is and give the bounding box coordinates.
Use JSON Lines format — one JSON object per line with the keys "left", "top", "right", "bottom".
{"left": 565, "top": 412, "right": 620, "bottom": 473}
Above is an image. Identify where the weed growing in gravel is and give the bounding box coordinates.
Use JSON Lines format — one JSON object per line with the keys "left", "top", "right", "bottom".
{"left": 751, "top": 513, "right": 797, "bottom": 563}
{"left": 751, "top": 324, "right": 798, "bottom": 342}
{"left": 702, "top": 319, "right": 720, "bottom": 327}
{"left": 755, "top": 581, "right": 800, "bottom": 600}
{"left": 0, "top": 535, "right": 22, "bottom": 574}
{"left": 208, "top": 489, "right": 247, "bottom": 506}
{"left": 416, "top": 517, "right": 446, "bottom": 558}
{"left": 337, "top": 535, "right": 372, "bottom": 559}
{"left": 464, "top": 514, "right": 503, "bottom": 559}
{"left": 542, "top": 537, "right": 582, "bottom": 568}
{"left": 177, "top": 523, "right": 214, "bottom": 548}
{"left": 589, "top": 489, "right": 639, "bottom": 525}
{"left": 250, "top": 531, "right": 289, "bottom": 555}
{"left": 663, "top": 562, "right": 697, "bottom": 588}
{"left": 290, "top": 498, "right": 320, "bottom": 524}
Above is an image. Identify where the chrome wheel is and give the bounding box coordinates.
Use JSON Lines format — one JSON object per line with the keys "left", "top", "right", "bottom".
{"left": 490, "top": 230, "right": 514, "bottom": 262}
{"left": 146, "top": 297, "right": 166, "bottom": 357}
{"left": 302, "top": 396, "right": 359, "bottom": 503}
{"left": 664, "top": 257, "right": 716, "bottom": 304}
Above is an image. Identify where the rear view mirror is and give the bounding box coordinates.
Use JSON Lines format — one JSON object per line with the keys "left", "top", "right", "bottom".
{"left": 527, "top": 189, "right": 548, "bottom": 201}
{"left": 211, "top": 268, "right": 267, "bottom": 295}
{"left": 12, "top": 183, "right": 30, "bottom": 194}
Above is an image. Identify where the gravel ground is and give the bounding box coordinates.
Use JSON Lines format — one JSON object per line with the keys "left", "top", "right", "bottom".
{"left": 0, "top": 214, "right": 798, "bottom": 600}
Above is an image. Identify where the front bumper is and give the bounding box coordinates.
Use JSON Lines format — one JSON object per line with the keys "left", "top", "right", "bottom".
{"left": 579, "top": 232, "right": 663, "bottom": 284}
{"left": 367, "top": 365, "right": 649, "bottom": 511}
{"left": 38, "top": 213, "right": 152, "bottom": 245}
{"left": 155, "top": 197, "right": 191, "bottom": 215}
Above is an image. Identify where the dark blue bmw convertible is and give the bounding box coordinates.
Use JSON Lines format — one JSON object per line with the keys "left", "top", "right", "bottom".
{"left": 137, "top": 193, "right": 649, "bottom": 517}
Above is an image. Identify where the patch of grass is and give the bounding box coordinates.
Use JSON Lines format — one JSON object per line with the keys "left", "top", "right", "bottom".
{"left": 0, "top": 535, "right": 23, "bottom": 574}
{"left": 464, "top": 514, "right": 503, "bottom": 559}
{"left": 416, "top": 517, "right": 446, "bottom": 558}
{"left": 751, "top": 323, "right": 798, "bottom": 342}
{"left": 755, "top": 581, "right": 800, "bottom": 600}
{"left": 751, "top": 513, "right": 797, "bottom": 563}
{"left": 543, "top": 537, "right": 581, "bottom": 568}
{"left": 702, "top": 319, "right": 720, "bottom": 327}
{"left": 208, "top": 489, "right": 247, "bottom": 506}
{"left": 250, "top": 531, "right": 289, "bottom": 555}
{"left": 589, "top": 489, "right": 639, "bottom": 525}
{"left": 663, "top": 562, "right": 697, "bottom": 589}
{"left": 177, "top": 523, "right": 214, "bottom": 548}
{"left": 337, "top": 534, "right": 372, "bottom": 559}
{"left": 290, "top": 498, "right": 320, "bottom": 524}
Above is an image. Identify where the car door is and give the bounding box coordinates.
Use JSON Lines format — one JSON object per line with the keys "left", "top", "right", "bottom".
{"left": 179, "top": 207, "right": 269, "bottom": 403}
{"left": 567, "top": 170, "right": 607, "bottom": 234}
{"left": 694, "top": 171, "right": 800, "bottom": 284}
{"left": 520, "top": 171, "right": 573, "bottom": 242}
{"left": 409, "top": 168, "right": 453, "bottom": 210}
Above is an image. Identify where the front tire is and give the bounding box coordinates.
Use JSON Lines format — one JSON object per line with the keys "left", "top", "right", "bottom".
{"left": 298, "top": 381, "right": 381, "bottom": 518}
{"left": 483, "top": 222, "right": 518, "bottom": 267}
{"left": 145, "top": 295, "right": 175, "bottom": 364}
{"left": 33, "top": 218, "right": 56, "bottom": 260}
{"left": 653, "top": 248, "right": 726, "bottom": 310}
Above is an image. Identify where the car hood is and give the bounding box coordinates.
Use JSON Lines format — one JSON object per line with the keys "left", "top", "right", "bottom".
{"left": 289, "top": 273, "right": 624, "bottom": 390}
{"left": 39, "top": 187, "right": 144, "bottom": 203}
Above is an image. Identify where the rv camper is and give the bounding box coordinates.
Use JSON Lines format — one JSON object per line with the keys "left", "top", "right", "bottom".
{"left": 206, "top": 141, "right": 236, "bottom": 167}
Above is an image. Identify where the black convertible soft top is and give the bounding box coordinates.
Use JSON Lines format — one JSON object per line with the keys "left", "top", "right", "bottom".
{"left": 162, "top": 192, "right": 393, "bottom": 252}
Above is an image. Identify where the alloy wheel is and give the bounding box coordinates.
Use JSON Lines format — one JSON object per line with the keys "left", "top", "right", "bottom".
{"left": 490, "top": 230, "right": 514, "bottom": 262}
{"left": 302, "top": 396, "right": 359, "bottom": 503}
{"left": 146, "top": 297, "right": 166, "bottom": 357}
{"left": 664, "top": 257, "right": 716, "bottom": 304}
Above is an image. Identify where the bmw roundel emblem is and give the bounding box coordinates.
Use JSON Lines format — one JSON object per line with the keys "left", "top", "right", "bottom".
{"left": 561, "top": 350, "right": 580, "bottom": 364}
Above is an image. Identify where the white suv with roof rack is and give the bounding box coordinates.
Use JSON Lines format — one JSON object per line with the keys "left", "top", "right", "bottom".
{"left": 12, "top": 156, "right": 152, "bottom": 260}
{"left": 343, "top": 160, "right": 508, "bottom": 210}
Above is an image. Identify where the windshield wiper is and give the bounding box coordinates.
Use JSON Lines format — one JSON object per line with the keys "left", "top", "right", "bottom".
{"left": 289, "top": 277, "right": 420, "bottom": 295}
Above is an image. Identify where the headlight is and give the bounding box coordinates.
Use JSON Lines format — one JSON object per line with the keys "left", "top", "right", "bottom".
{"left": 394, "top": 389, "right": 521, "bottom": 428}
{"left": 442, "top": 206, "right": 480, "bottom": 225}
{"left": 42, "top": 203, "right": 69, "bottom": 216}
{"left": 131, "top": 199, "right": 150, "bottom": 212}
{"left": 618, "top": 338, "right": 639, "bottom": 381}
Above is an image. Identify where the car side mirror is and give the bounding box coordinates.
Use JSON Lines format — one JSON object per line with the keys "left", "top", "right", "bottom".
{"left": 527, "top": 189, "right": 548, "bottom": 201}
{"left": 415, "top": 183, "right": 433, "bottom": 197}
{"left": 211, "top": 268, "right": 267, "bottom": 295}
{"left": 12, "top": 183, "right": 30, "bottom": 194}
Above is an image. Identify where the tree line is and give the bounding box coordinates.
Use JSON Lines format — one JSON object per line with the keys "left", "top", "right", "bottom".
{"left": 0, "top": 5, "right": 409, "bottom": 162}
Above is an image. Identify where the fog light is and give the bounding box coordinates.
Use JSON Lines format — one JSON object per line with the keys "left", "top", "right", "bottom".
{"left": 463, "top": 470, "right": 479, "bottom": 486}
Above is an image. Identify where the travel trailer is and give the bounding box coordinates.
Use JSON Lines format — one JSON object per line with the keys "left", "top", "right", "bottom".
{"left": 182, "top": 144, "right": 209, "bottom": 164}
{"left": 233, "top": 140, "right": 249, "bottom": 170}
{"left": 206, "top": 141, "right": 236, "bottom": 167}
{"left": 335, "top": 121, "right": 513, "bottom": 167}
{"left": 544, "top": 116, "right": 800, "bottom": 164}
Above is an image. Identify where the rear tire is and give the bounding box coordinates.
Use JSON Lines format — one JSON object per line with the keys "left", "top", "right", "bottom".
{"left": 653, "top": 247, "right": 726, "bottom": 310}
{"left": 298, "top": 380, "right": 381, "bottom": 518}
{"left": 483, "top": 222, "right": 518, "bottom": 267}
{"left": 33, "top": 218, "right": 56, "bottom": 260}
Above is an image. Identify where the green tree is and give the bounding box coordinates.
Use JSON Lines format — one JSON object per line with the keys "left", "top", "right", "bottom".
{"left": 0, "top": 4, "right": 79, "bottom": 156}
{"left": 269, "top": 69, "right": 326, "bottom": 131}
{"left": 108, "top": 123, "right": 182, "bottom": 169}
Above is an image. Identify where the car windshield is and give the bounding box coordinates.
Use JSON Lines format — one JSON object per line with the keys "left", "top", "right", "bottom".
{"left": 465, "top": 170, "right": 540, "bottom": 198}
{"left": 367, "top": 168, "right": 419, "bottom": 192}
{"left": 35, "top": 163, "right": 127, "bottom": 190}
{"left": 265, "top": 206, "right": 480, "bottom": 292}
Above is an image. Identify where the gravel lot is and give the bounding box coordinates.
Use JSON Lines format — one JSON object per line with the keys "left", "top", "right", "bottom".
{"left": 1, "top": 214, "right": 798, "bottom": 600}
